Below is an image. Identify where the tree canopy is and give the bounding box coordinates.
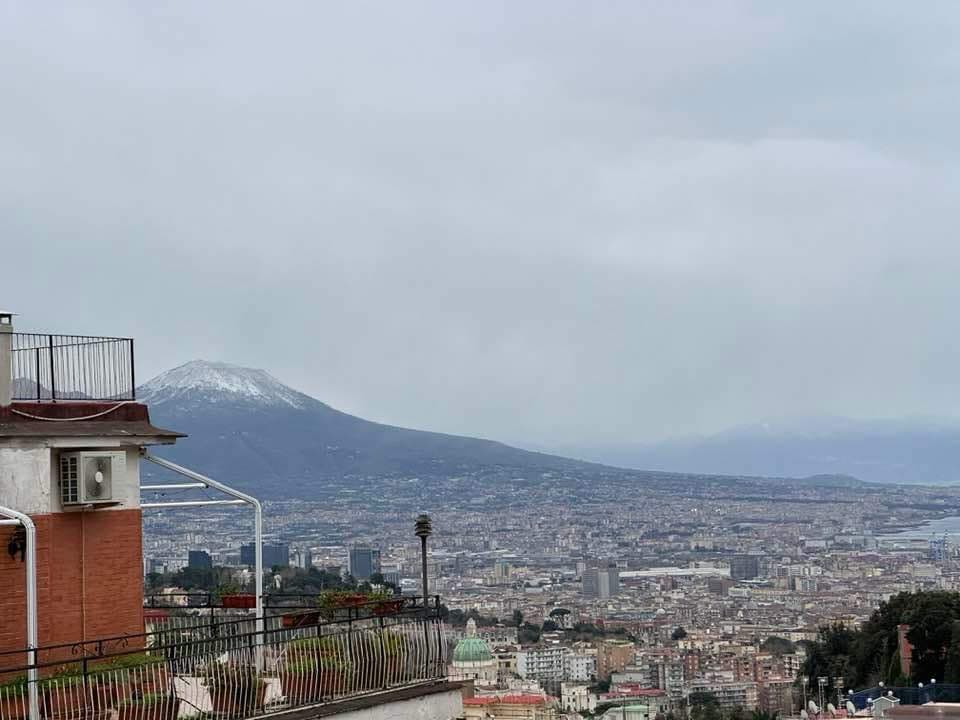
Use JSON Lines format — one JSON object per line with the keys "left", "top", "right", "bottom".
{"left": 801, "top": 591, "right": 960, "bottom": 692}
{"left": 760, "top": 636, "right": 796, "bottom": 656}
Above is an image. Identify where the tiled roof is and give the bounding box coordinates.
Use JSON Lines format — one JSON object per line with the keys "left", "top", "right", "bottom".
{"left": 464, "top": 695, "right": 549, "bottom": 706}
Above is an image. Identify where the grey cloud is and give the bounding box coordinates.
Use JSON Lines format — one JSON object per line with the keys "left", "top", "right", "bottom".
{"left": 3, "top": 2, "right": 960, "bottom": 448}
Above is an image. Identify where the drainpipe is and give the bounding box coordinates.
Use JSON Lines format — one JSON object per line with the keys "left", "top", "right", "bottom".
{"left": 0, "top": 506, "right": 38, "bottom": 720}
{"left": 140, "top": 451, "right": 264, "bottom": 668}
{"left": 0, "top": 311, "right": 14, "bottom": 406}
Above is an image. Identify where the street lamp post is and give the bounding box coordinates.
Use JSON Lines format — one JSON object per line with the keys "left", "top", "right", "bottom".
{"left": 414, "top": 513, "right": 433, "bottom": 674}
{"left": 414, "top": 513, "right": 432, "bottom": 606}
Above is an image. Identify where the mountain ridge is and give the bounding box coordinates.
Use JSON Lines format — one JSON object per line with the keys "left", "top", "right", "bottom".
{"left": 557, "top": 417, "right": 960, "bottom": 486}
{"left": 138, "top": 360, "right": 608, "bottom": 496}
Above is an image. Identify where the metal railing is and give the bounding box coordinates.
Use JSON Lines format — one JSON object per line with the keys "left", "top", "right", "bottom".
{"left": 848, "top": 684, "right": 960, "bottom": 709}
{"left": 0, "top": 601, "right": 447, "bottom": 720}
{"left": 10, "top": 333, "right": 135, "bottom": 402}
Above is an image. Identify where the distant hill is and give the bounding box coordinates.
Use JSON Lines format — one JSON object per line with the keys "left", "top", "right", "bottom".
{"left": 138, "top": 360, "right": 601, "bottom": 497}
{"left": 560, "top": 417, "right": 960, "bottom": 486}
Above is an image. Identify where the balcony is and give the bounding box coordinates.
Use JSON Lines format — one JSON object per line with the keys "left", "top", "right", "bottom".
{"left": 0, "top": 598, "right": 449, "bottom": 720}
{"left": 9, "top": 333, "right": 135, "bottom": 402}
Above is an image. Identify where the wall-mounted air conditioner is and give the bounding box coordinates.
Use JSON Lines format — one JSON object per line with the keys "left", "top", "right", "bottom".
{"left": 59, "top": 451, "right": 126, "bottom": 506}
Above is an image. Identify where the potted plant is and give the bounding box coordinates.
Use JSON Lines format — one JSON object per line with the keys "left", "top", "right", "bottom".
{"left": 316, "top": 656, "right": 351, "bottom": 699}
{"left": 202, "top": 664, "right": 266, "bottom": 717}
{"left": 317, "top": 590, "right": 400, "bottom": 621}
{"left": 94, "top": 651, "right": 170, "bottom": 701}
{"left": 372, "top": 598, "right": 404, "bottom": 617}
{"left": 0, "top": 677, "right": 27, "bottom": 720}
{"left": 220, "top": 593, "right": 257, "bottom": 609}
{"left": 279, "top": 637, "right": 352, "bottom": 701}
{"left": 378, "top": 631, "right": 408, "bottom": 687}
{"left": 116, "top": 693, "right": 180, "bottom": 720}
{"left": 40, "top": 672, "right": 90, "bottom": 718}
{"left": 281, "top": 610, "right": 321, "bottom": 629}
{"left": 278, "top": 655, "right": 322, "bottom": 704}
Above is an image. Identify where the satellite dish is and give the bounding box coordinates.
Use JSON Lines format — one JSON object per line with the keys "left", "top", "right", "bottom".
{"left": 828, "top": 703, "right": 837, "bottom": 715}
{"left": 810, "top": 701, "right": 820, "bottom": 714}
{"left": 801, "top": 711, "right": 809, "bottom": 720}
{"left": 847, "top": 701, "right": 857, "bottom": 715}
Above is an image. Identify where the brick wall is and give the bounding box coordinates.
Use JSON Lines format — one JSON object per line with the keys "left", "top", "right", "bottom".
{"left": 0, "top": 509, "right": 144, "bottom": 665}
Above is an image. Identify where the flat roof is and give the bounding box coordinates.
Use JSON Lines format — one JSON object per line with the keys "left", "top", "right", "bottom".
{"left": 0, "top": 402, "right": 184, "bottom": 441}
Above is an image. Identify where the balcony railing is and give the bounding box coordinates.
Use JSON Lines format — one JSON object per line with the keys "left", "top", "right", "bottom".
{"left": 0, "top": 599, "right": 447, "bottom": 720}
{"left": 10, "top": 333, "right": 135, "bottom": 402}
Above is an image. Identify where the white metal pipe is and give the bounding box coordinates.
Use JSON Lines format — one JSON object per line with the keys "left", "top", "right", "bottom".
{"left": 0, "top": 313, "right": 12, "bottom": 407}
{"left": 140, "top": 451, "right": 264, "bottom": 669}
{"left": 0, "top": 505, "right": 38, "bottom": 720}
{"left": 139, "top": 483, "right": 207, "bottom": 491}
{"left": 140, "top": 499, "right": 247, "bottom": 508}
{"left": 0, "top": 519, "right": 22, "bottom": 525}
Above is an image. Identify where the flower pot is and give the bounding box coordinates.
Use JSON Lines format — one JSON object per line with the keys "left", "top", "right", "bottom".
{"left": 42, "top": 683, "right": 89, "bottom": 718}
{"left": 220, "top": 594, "right": 256, "bottom": 609}
{"left": 208, "top": 682, "right": 267, "bottom": 717}
{"left": 282, "top": 611, "right": 320, "bottom": 629}
{"left": 372, "top": 600, "right": 404, "bottom": 617}
{"left": 0, "top": 692, "right": 27, "bottom": 720}
{"left": 117, "top": 697, "right": 180, "bottom": 720}
{"left": 279, "top": 668, "right": 322, "bottom": 704}
{"left": 134, "top": 665, "right": 171, "bottom": 696}
{"left": 318, "top": 668, "right": 345, "bottom": 698}
{"left": 383, "top": 655, "right": 403, "bottom": 686}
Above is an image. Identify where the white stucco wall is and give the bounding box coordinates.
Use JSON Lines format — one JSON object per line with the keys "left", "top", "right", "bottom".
{"left": 0, "top": 446, "right": 52, "bottom": 514}
{"left": 323, "top": 688, "right": 464, "bottom": 720}
{"left": 0, "top": 441, "right": 142, "bottom": 514}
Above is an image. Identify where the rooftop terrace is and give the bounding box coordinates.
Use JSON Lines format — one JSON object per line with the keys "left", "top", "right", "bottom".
{"left": 0, "top": 597, "right": 449, "bottom": 720}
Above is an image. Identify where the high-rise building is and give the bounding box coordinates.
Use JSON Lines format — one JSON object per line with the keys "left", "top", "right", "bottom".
{"left": 291, "top": 547, "right": 313, "bottom": 570}
{"left": 188, "top": 550, "right": 212, "bottom": 569}
{"left": 930, "top": 536, "right": 948, "bottom": 562}
{"left": 348, "top": 545, "right": 381, "bottom": 580}
{"left": 582, "top": 566, "right": 619, "bottom": 599}
{"left": 729, "top": 555, "right": 760, "bottom": 581}
{"left": 240, "top": 542, "right": 290, "bottom": 569}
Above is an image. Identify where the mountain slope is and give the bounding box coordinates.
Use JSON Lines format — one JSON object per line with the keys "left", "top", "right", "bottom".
{"left": 139, "top": 360, "right": 599, "bottom": 496}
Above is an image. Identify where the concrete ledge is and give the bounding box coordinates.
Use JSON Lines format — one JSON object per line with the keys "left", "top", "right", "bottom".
{"left": 260, "top": 681, "right": 465, "bottom": 720}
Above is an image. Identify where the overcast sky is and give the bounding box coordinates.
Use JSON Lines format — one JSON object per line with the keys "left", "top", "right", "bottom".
{"left": 4, "top": 3, "right": 960, "bottom": 448}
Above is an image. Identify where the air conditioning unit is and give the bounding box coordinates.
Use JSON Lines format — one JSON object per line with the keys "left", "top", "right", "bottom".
{"left": 59, "top": 451, "right": 126, "bottom": 506}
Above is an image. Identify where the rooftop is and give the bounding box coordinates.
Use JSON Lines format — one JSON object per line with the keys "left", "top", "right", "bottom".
{"left": 0, "top": 401, "right": 182, "bottom": 440}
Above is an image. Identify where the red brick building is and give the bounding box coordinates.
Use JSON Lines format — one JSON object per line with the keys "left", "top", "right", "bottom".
{"left": 0, "top": 320, "right": 181, "bottom": 659}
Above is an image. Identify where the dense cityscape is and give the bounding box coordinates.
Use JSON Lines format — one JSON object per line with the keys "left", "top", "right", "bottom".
{"left": 141, "top": 468, "right": 960, "bottom": 718}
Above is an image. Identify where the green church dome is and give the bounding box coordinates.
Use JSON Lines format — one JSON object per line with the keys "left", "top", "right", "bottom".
{"left": 453, "top": 618, "right": 492, "bottom": 663}
{"left": 453, "top": 637, "right": 493, "bottom": 663}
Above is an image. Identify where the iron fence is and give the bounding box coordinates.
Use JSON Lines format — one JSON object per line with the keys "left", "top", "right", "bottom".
{"left": 848, "top": 684, "right": 960, "bottom": 709}
{"left": 0, "top": 602, "right": 447, "bottom": 720}
{"left": 10, "top": 333, "right": 135, "bottom": 402}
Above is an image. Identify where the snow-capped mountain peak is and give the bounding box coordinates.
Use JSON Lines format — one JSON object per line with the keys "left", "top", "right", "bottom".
{"left": 138, "top": 360, "right": 311, "bottom": 408}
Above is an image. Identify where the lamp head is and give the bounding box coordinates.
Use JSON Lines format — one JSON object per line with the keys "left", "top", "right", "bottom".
{"left": 415, "top": 513, "right": 433, "bottom": 539}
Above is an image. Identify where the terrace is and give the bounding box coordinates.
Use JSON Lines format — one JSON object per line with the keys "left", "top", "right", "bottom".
{"left": 0, "top": 316, "right": 459, "bottom": 720}
{"left": 8, "top": 331, "right": 135, "bottom": 402}
{"left": 0, "top": 597, "right": 451, "bottom": 720}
